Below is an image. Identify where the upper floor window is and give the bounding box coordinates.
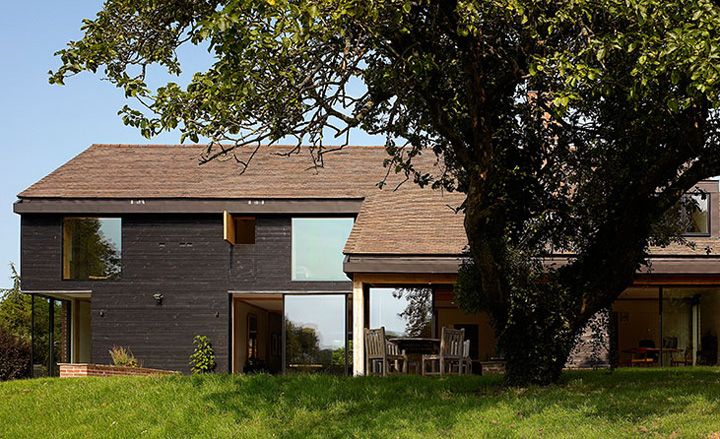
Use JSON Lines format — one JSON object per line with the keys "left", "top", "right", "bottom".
{"left": 224, "top": 211, "right": 256, "bottom": 245}
{"left": 291, "top": 218, "right": 354, "bottom": 281}
{"left": 63, "top": 217, "right": 122, "bottom": 280}
{"left": 683, "top": 193, "right": 710, "bottom": 236}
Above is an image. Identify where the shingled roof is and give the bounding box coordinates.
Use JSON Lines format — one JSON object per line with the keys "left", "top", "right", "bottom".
{"left": 18, "top": 144, "right": 720, "bottom": 259}
{"left": 18, "top": 144, "right": 468, "bottom": 255}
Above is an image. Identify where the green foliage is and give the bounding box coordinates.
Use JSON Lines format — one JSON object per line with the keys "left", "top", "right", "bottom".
{"left": 394, "top": 288, "right": 432, "bottom": 337}
{"left": 0, "top": 330, "right": 31, "bottom": 381}
{"left": 0, "top": 264, "right": 32, "bottom": 380}
{"left": 0, "top": 264, "right": 31, "bottom": 341}
{"left": 331, "top": 341, "right": 352, "bottom": 369}
{"left": 2, "top": 370, "right": 720, "bottom": 436}
{"left": 189, "top": 335, "right": 216, "bottom": 374}
{"left": 51, "top": 0, "right": 720, "bottom": 385}
{"left": 109, "top": 346, "right": 140, "bottom": 368}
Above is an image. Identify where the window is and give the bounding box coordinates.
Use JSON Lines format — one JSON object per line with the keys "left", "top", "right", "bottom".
{"left": 224, "top": 212, "right": 256, "bottom": 245}
{"left": 291, "top": 218, "right": 354, "bottom": 281}
{"left": 63, "top": 218, "right": 122, "bottom": 280}
{"left": 369, "top": 287, "right": 433, "bottom": 338}
{"left": 284, "top": 294, "right": 348, "bottom": 374}
{"left": 683, "top": 193, "right": 710, "bottom": 236}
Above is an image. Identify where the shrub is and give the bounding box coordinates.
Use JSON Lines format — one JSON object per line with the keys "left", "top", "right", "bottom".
{"left": 189, "top": 335, "right": 216, "bottom": 374}
{"left": 0, "top": 330, "right": 31, "bottom": 380}
{"left": 109, "top": 346, "right": 140, "bottom": 367}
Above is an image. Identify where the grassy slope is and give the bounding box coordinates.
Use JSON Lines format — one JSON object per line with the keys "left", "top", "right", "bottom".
{"left": 1, "top": 368, "right": 720, "bottom": 438}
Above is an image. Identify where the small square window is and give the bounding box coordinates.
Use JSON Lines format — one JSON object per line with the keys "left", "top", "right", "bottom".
{"left": 224, "top": 211, "right": 255, "bottom": 245}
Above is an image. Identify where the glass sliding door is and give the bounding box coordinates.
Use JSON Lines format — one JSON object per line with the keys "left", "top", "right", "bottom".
{"left": 613, "top": 287, "right": 720, "bottom": 367}
{"left": 662, "top": 289, "right": 697, "bottom": 366}
{"left": 284, "top": 294, "right": 347, "bottom": 374}
{"left": 664, "top": 287, "right": 720, "bottom": 366}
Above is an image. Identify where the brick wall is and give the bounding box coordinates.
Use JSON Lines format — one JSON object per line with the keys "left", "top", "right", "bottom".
{"left": 59, "top": 363, "right": 179, "bottom": 378}
{"left": 566, "top": 309, "right": 611, "bottom": 369}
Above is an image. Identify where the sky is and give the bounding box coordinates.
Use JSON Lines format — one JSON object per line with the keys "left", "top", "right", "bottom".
{"left": 0, "top": 2, "right": 383, "bottom": 289}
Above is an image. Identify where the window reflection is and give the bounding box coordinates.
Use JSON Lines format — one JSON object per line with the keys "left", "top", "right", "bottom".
{"left": 369, "top": 288, "right": 433, "bottom": 338}
{"left": 63, "top": 218, "right": 122, "bottom": 280}
{"left": 291, "top": 218, "right": 353, "bottom": 281}
{"left": 284, "top": 294, "right": 347, "bottom": 374}
{"left": 682, "top": 193, "right": 710, "bottom": 235}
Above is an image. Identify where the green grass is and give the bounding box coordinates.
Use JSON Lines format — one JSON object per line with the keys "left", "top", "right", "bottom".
{"left": 2, "top": 368, "right": 720, "bottom": 438}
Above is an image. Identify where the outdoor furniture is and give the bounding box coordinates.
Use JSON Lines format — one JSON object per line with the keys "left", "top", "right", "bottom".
{"left": 624, "top": 347, "right": 657, "bottom": 367}
{"left": 388, "top": 337, "right": 441, "bottom": 374}
{"left": 364, "top": 327, "right": 408, "bottom": 376}
{"left": 388, "top": 337, "right": 440, "bottom": 355}
{"left": 639, "top": 339, "right": 659, "bottom": 362}
{"left": 421, "top": 327, "right": 465, "bottom": 376}
{"left": 671, "top": 348, "right": 694, "bottom": 366}
{"left": 449, "top": 339, "right": 473, "bottom": 374}
{"left": 623, "top": 346, "right": 684, "bottom": 367}
{"left": 461, "top": 340, "right": 472, "bottom": 374}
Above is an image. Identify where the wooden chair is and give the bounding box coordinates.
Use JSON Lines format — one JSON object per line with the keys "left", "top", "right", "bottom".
{"left": 422, "top": 327, "right": 465, "bottom": 376}
{"left": 671, "top": 348, "right": 693, "bottom": 366}
{"left": 364, "top": 327, "right": 407, "bottom": 376}
{"left": 461, "top": 339, "right": 473, "bottom": 375}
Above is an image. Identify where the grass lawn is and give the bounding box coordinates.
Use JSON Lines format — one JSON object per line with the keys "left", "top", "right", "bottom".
{"left": 1, "top": 368, "right": 720, "bottom": 438}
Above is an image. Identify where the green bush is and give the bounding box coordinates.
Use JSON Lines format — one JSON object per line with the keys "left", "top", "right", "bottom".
{"left": 189, "top": 335, "right": 216, "bottom": 374}
{"left": 0, "top": 330, "right": 31, "bottom": 380}
{"left": 109, "top": 346, "right": 140, "bottom": 367}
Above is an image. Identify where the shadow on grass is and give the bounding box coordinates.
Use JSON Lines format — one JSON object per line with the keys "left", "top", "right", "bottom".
{"left": 198, "top": 368, "right": 720, "bottom": 436}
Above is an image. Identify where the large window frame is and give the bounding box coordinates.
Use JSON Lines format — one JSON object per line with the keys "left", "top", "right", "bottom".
{"left": 682, "top": 192, "right": 711, "bottom": 237}
{"left": 290, "top": 217, "right": 354, "bottom": 282}
{"left": 62, "top": 217, "right": 122, "bottom": 281}
{"left": 282, "top": 292, "right": 350, "bottom": 375}
{"left": 232, "top": 292, "right": 351, "bottom": 376}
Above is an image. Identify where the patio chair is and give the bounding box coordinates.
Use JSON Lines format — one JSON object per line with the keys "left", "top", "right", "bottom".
{"left": 421, "top": 327, "right": 465, "bottom": 376}
{"left": 460, "top": 339, "right": 472, "bottom": 375}
{"left": 364, "top": 327, "right": 408, "bottom": 376}
{"left": 671, "top": 347, "right": 693, "bottom": 366}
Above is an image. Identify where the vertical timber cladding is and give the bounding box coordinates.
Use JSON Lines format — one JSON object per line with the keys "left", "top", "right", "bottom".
{"left": 20, "top": 214, "right": 351, "bottom": 373}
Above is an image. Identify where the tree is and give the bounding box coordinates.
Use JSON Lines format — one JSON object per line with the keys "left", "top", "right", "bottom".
{"left": 0, "top": 264, "right": 31, "bottom": 341}
{"left": 51, "top": 0, "right": 720, "bottom": 385}
{"left": 0, "top": 264, "right": 32, "bottom": 380}
{"left": 394, "top": 288, "right": 432, "bottom": 337}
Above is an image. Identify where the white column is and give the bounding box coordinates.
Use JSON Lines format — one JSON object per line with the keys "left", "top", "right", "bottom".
{"left": 352, "top": 278, "right": 365, "bottom": 376}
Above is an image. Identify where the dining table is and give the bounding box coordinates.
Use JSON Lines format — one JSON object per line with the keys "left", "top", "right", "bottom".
{"left": 388, "top": 337, "right": 440, "bottom": 374}
{"left": 621, "top": 347, "right": 684, "bottom": 366}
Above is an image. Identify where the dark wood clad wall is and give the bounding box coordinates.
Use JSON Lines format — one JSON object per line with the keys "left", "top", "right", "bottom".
{"left": 20, "top": 214, "right": 351, "bottom": 373}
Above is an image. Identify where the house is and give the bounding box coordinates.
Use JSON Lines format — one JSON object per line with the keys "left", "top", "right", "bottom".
{"left": 15, "top": 144, "right": 720, "bottom": 376}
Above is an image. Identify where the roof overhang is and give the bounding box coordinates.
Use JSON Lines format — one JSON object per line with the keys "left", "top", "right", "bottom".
{"left": 542, "top": 256, "right": 720, "bottom": 275}
{"left": 345, "top": 254, "right": 720, "bottom": 279}
{"left": 14, "top": 197, "right": 364, "bottom": 215}
{"left": 344, "top": 255, "right": 462, "bottom": 274}
{"left": 22, "top": 290, "right": 92, "bottom": 300}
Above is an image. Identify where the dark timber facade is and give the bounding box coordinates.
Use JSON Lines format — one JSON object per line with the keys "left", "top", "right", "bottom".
{"left": 20, "top": 213, "right": 352, "bottom": 373}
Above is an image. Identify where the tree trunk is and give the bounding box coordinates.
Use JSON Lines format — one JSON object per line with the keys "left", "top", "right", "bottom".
{"left": 499, "top": 289, "right": 578, "bottom": 386}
